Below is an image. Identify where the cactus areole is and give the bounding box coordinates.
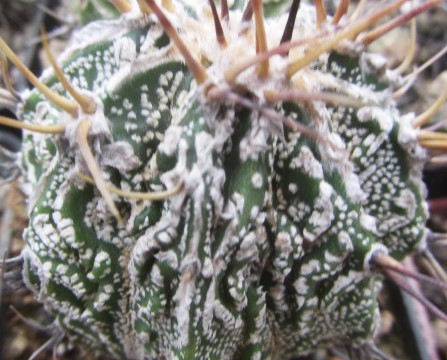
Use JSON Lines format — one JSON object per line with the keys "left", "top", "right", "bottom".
{"left": 17, "top": 1, "right": 429, "bottom": 359}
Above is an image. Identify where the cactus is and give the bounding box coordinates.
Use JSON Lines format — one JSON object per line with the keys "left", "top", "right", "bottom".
{"left": 1, "top": 0, "right": 446, "bottom": 359}
{"left": 73, "top": 0, "right": 123, "bottom": 24}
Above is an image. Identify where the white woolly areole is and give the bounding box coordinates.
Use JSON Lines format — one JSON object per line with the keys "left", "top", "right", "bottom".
{"left": 357, "top": 106, "right": 394, "bottom": 134}
{"left": 398, "top": 113, "right": 427, "bottom": 162}
{"left": 363, "top": 244, "right": 389, "bottom": 271}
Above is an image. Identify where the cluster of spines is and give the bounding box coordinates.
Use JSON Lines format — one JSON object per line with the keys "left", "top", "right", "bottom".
{"left": 0, "top": 0, "right": 446, "bottom": 201}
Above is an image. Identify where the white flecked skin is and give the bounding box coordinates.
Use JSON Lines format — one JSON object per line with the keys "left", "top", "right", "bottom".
{"left": 18, "top": 1, "right": 427, "bottom": 359}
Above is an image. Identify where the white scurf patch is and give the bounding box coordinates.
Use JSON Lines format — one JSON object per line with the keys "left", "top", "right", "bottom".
{"left": 359, "top": 213, "right": 377, "bottom": 233}
{"left": 55, "top": 263, "right": 68, "bottom": 274}
{"left": 251, "top": 172, "right": 263, "bottom": 189}
{"left": 158, "top": 125, "right": 183, "bottom": 156}
{"left": 95, "top": 250, "right": 111, "bottom": 266}
{"left": 238, "top": 124, "right": 269, "bottom": 162}
{"left": 394, "top": 188, "right": 417, "bottom": 219}
{"left": 300, "top": 259, "right": 322, "bottom": 276}
{"left": 357, "top": 107, "right": 393, "bottom": 134}
{"left": 288, "top": 183, "right": 298, "bottom": 194}
{"left": 304, "top": 181, "right": 334, "bottom": 241}
{"left": 291, "top": 146, "right": 323, "bottom": 179}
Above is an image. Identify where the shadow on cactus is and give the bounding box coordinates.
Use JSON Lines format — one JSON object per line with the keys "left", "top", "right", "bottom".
{"left": 1, "top": 0, "right": 447, "bottom": 359}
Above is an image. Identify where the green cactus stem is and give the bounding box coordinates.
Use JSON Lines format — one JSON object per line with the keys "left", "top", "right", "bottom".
{"left": 1, "top": 0, "right": 446, "bottom": 359}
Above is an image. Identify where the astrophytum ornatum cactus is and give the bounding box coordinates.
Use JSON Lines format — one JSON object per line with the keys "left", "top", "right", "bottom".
{"left": 1, "top": 0, "right": 446, "bottom": 359}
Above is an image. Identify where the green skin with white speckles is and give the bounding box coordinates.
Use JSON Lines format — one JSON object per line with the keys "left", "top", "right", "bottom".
{"left": 18, "top": 1, "right": 428, "bottom": 359}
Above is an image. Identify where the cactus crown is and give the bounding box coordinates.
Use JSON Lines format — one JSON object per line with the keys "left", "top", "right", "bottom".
{"left": 1, "top": 0, "right": 447, "bottom": 359}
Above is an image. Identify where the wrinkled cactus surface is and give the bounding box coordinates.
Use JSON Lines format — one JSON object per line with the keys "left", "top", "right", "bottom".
{"left": 16, "top": 0, "right": 429, "bottom": 359}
